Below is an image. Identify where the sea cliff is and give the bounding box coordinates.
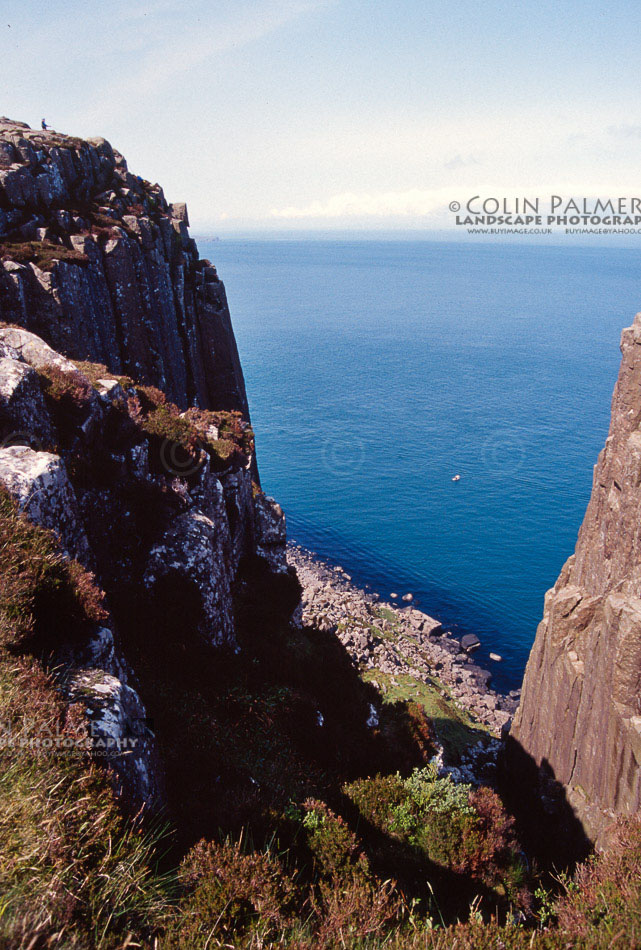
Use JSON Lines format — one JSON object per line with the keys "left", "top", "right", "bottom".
{"left": 0, "top": 117, "right": 640, "bottom": 947}
{"left": 0, "top": 117, "right": 247, "bottom": 414}
{"left": 0, "top": 117, "right": 287, "bottom": 811}
{"left": 511, "top": 311, "right": 641, "bottom": 848}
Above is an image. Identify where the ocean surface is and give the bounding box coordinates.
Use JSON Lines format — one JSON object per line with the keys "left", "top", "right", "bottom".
{"left": 199, "top": 237, "right": 641, "bottom": 691}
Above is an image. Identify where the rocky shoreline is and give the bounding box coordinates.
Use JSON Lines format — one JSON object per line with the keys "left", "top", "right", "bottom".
{"left": 288, "top": 543, "right": 520, "bottom": 739}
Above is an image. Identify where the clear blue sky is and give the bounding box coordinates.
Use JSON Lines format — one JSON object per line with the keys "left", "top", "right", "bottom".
{"left": 4, "top": 0, "right": 641, "bottom": 230}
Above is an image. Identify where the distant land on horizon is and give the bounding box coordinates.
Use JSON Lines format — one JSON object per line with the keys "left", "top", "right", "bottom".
{"left": 193, "top": 228, "right": 641, "bottom": 248}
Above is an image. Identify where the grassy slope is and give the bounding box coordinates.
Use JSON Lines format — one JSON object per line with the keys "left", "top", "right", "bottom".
{"left": 0, "top": 488, "right": 172, "bottom": 947}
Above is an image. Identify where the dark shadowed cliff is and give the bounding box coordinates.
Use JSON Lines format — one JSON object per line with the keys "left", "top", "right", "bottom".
{"left": 511, "top": 311, "right": 641, "bottom": 849}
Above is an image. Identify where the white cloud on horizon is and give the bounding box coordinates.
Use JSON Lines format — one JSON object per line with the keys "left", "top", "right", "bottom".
{"left": 269, "top": 184, "right": 641, "bottom": 223}
{"left": 607, "top": 124, "right": 641, "bottom": 139}
{"left": 270, "top": 188, "right": 459, "bottom": 219}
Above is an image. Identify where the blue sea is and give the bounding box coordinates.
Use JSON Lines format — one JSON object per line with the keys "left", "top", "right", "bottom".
{"left": 199, "top": 237, "right": 641, "bottom": 691}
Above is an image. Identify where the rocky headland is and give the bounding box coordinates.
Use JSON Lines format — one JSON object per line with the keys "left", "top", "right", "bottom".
{"left": 0, "top": 117, "right": 248, "bottom": 414}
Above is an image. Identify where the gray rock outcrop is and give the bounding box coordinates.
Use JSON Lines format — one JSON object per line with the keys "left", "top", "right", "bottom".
{"left": 0, "top": 445, "right": 92, "bottom": 564}
{"left": 0, "top": 324, "right": 285, "bottom": 811}
{"left": 61, "top": 626, "right": 163, "bottom": 810}
{"left": 0, "top": 355, "right": 55, "bottom": 446}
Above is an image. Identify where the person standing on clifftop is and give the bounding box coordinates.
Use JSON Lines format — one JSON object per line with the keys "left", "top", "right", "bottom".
{"left": 41, "top": 118, "right": 48, "bottom": 130}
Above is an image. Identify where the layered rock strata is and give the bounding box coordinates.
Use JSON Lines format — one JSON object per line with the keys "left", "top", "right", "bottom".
{"left": 0, "top": 117, "right": 247, "bottom": 414}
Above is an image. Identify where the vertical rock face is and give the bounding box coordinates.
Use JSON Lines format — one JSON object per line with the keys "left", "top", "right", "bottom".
{"left": 0, "top": 119, "right": 292, "bottom": 813}
{"left": 0, "top": 323, "right": 289, "bottom": 811}
{"left": 512, "top": 312, "right": 641, "bottom": 848}
{"left": 0, "top": 117, "right": 248, "bottom": 415}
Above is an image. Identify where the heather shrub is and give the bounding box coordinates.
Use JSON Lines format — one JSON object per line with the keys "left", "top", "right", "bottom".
{"left": 184, "top": 407, "right": 253, "bottom": 467}
{"left": 213, "top": 409, "right": 255, "bottom": 456}
{"left": 165, "top": 838, "right": 297, "bottom": 947}
{"left": 36, "top": 363, "right": 94, "bottom": 447}
{"left": 73, "top": 359, "right": 110, "bottom": 385}
{"left": 344, "top": 772, "right": 408, "bottom": 829}
{"left": 344, "top": 765, "right": 526, "bottom": 910}
{"left": 0, "top": 240, "right": 89, "bottom": 271}
{"left": 295, "top": 799, "right": 410, "bottom": 944}
{"left": 135, "top": 384, "right": 168, "bottom": 412}
{"left": 0, "top": 656, "right": 172, "bottom": 948}
{"left": 467, "top": 786, "right": 529, "bottom": 903}
{"left": 391, "top": 768, "right": 475, "bottom": 865}
{"left": 554, "top": 817, "right": 641, "bottom": 941}
{"left": 0, "top": 487, "right": 107, "bottom": 649}
{"left": 140, "top": 403, "right": 196, "bottom": 448}
{"left": 312, "top": 873, "right": 406, "bottom": 947}
{"left": 391, "top": 767, "right": 523, "bottom": 892}
{"left": 0, "top": 488, "right": 171, "bottom": 944}
{"left": 208, "top": 436, "right": 243, "bottom": 471}
{"left": 74, "top": 360, "right": 136, "bottom": 392}
{"left": 301, "top": 799, "right": 371, "bottom": 881}
{"left": 404, "top": 765, "right": 476, "bottom": 816}
{"left": 38, "top": 363, "right": 93, "bottom": 409}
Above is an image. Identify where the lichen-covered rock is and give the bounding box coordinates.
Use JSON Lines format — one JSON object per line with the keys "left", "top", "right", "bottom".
{"left": 65, "top": 664, "right": 162, "bottom": 809}
{"left": 512, "top": 311, "right": 641, "bottom": 848}
{"left": 254, "top": 492, "right": 287, "bottom": 572}
{"left": 0, "top": 355, "right": 55, "bottom": 448}
{"left": 57, "top": 625, "right": 163, "bottom": 810}
{"left": 0, "top": 445, "right": 92, "bottom": 564}
{"left": 0, "top": 325, "right": 78, "bottom": 375}
{"left": 144, "top": 504, "right": 236, "bottom": 648}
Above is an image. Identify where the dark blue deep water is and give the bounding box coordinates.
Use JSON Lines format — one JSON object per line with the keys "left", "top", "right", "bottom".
{"left": 199, "top": 238, "right": 641, "bottom": 691}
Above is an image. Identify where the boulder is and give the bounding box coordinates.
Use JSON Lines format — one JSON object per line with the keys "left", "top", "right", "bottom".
{"left": 0, "top": 445, "right": 92, "bottom": 564}
{"left": 461, "top": 633, "right": 481, "bottom": 652}
{"left": 0, "top": 326, "right": 78, "bottom": 375}
{"left": 65, "top": 656, "right": 163, "bottom": 811}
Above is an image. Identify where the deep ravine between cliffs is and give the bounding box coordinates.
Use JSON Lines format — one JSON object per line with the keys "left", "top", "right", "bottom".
{"left": 0, "top": 116, "right": 640, "bottom": 948}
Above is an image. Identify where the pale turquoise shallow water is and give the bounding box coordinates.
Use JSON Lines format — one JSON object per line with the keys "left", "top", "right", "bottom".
{"left": 199, "top": 237, "right": 641, "bottom": 691}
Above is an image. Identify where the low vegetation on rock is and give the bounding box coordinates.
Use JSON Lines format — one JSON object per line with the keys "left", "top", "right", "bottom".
{"left": 0, "top": 239, "right": 90, "bottom": 271}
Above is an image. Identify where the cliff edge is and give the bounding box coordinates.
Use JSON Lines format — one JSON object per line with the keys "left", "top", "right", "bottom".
{"left": 0, "top": 117, "right": 247, "bottom": 415}
{"left": 511, "top": 311, "right": 641, "bottom": 848}
{"left": 0, "top": 119, "right": 288, "bottom": 813}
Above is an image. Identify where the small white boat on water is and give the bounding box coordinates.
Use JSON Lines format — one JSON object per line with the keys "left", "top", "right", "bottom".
{"left": 452, "top": 474, "right": 462, "bottom": 482}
